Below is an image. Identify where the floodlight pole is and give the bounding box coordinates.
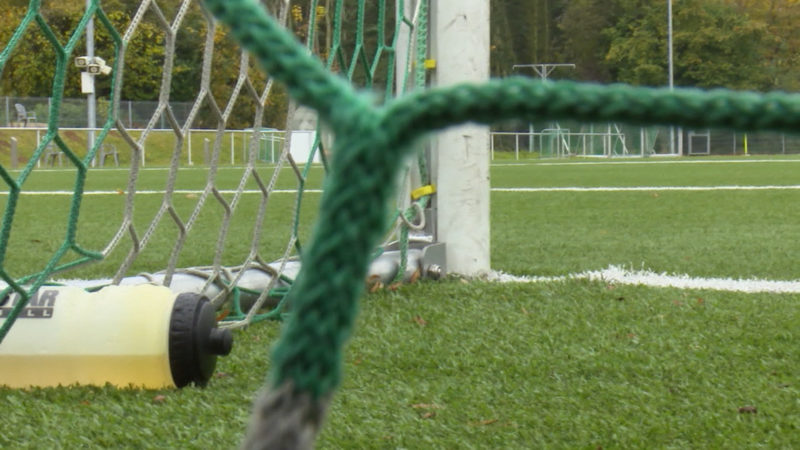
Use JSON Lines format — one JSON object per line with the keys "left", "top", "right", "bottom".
{"left": 667, "top": 0, "right": 679, "bottom": 155}
{"left": 86, "top": 0, "right": 96, "bottom": 164}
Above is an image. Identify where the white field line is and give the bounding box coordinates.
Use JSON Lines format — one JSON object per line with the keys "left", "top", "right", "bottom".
{"left": 19, "top": 165, "right": 326, "bottom": 173}
{"left": 492, "top": 159, "right": 800, "bottom": 167}
{"left": 6, "top": 185, "right": 800, "bottom": 196}
{"left": 493, "top": 185, "right": 800, "bottom": 193}
{"left": 489, "top": 265, "right": 800, "bottom": 294}
{"left": 0, "top": 189, "right": 323, "bottom": 195}
{"left": 28, "top": 159, "right": 796, "bottom": 172}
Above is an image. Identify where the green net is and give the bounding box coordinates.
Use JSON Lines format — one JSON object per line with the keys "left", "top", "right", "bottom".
{"left": 0, "top": 0, "right": 433, "bottom": 343}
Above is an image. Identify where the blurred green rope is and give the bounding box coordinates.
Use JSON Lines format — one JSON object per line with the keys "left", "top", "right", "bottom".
{"left": 204, "top": 0, "right": 800, "bottom": 413}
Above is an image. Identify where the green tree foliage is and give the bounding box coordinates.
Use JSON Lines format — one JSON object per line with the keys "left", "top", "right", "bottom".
{"left": 4, "top": 0, "right": 800, "bottom": 131}
{"left": 493, "top": 0, "right": 800, "bottom": 91}
{"left": 0, "top": 1, "right": 276, "bottom": 129}
{"left": 0, "top": 3, "right": 82, "bottom": 97}
{"left": 732, "top": 0, "right": 800, "bottom": 90}
{"left": 0, "top": 2, "right": 166, "bottom": 99}
{"left": 604, "top": 0, "right": 768, "bottom": 89}
{"left": 492, "top": 0, "right": 566, "bottom": 77}
{"left": 556, "top": 0, "right": 621, "bottom": 82}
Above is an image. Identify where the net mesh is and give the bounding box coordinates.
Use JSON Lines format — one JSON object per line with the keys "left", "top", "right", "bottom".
{"left": 0, "top": 0, "right": 432, "bottom": 340}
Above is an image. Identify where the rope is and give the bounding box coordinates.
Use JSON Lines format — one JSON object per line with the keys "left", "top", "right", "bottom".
{"left": 204, "top": 0, "right": 800, "bottom": 446}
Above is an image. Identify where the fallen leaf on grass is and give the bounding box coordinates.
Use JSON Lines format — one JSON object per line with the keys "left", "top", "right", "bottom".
{"left": 409, "top": 269, "right": 421, "bottom": 284}
{"left": 366, "top": 274, "right": 383, "bottom": 293}
{"left": 413, "top": 315, "right": 427, "bottom": 327}
{"left": 152, "top": 395, "right": 167, "bottom": 404}
{"left": 420, "top": 411, "right": 436, "bottom": 419}
{"left": 738, "top": 405, "right": 757, "bottom": 414}
{"left": 387, "top": 282, "right": 402, "bottom": 291}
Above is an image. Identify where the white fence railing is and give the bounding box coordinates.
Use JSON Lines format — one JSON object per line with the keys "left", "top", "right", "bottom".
{"left": 491, "top": 125, "right": 800, "bottom": 159}
{"left": 0, "top": 127, "right": 292, "bottom": 168}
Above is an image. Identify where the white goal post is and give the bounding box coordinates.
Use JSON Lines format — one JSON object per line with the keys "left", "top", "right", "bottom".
{"left": 430, "top": 0, "right": 491, "bottom": 276}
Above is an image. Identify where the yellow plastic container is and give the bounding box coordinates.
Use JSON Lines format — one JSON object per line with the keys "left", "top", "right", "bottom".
{"left": 0, "top": 285, "right": 232, "bottom": 389}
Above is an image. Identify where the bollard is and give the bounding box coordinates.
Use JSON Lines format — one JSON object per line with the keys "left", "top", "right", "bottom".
{"left": 10, "top": 137, "right": 17, "bottom": 169}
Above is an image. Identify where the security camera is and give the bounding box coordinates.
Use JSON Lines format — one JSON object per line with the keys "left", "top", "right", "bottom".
{"left": 99, "top": 65, "right": 112, "bottom": 75}
{"left": 75, "top": 56, "right": 89, "bottom": 67}
{"left": 92, "top": 56, "right": 106, "bottom": 66}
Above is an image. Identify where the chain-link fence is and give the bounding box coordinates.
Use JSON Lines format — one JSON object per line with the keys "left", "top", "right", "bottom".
{"left": 1, "top": 96, "right": 200, "bottom": 129}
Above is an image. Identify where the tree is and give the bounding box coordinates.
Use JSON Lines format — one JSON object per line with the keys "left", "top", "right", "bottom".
{"left": 0, "top": 3, "right": 166, "bottom": 99}
{"left": 727, "top": 0, "right": 800, "bottom": 90}
{"left": 491, "top": 0, "right": 567, "bottom": 77}
{"left": 605, "top": 0, "right": 768, "bottom": 90}
{"left": 556, "top": 0, "right": 621, "bottom": 82}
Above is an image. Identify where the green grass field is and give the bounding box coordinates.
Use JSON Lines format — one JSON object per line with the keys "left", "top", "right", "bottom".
{"left": 2, "top": 156, "right": 800, "bottom": 448}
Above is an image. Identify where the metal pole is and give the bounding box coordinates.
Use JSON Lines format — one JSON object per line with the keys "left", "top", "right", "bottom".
{"left": 490, "top": 132, "right": 494, "bottom": 160}
{"left": 641, "top": 128, "right": 645, "bottom": 156}
{"left": 86, "top": 0, "right": 96, "bottom": 165}
{"left": 667, "top": 0, "right": 675, "bottom": 155}
{"left": 10, "top": 137, "right": 17, "bottom": 169}
{"left": 188, "top": 130, "right": 193, "bottom": 165}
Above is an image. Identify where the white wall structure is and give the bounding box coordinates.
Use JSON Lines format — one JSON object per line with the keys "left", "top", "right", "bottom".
{"left": 289, "top": 130, "right": 320, "bottom": 163}
{"left": 430, "top": 0, "right": 491, "bottom": 276}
